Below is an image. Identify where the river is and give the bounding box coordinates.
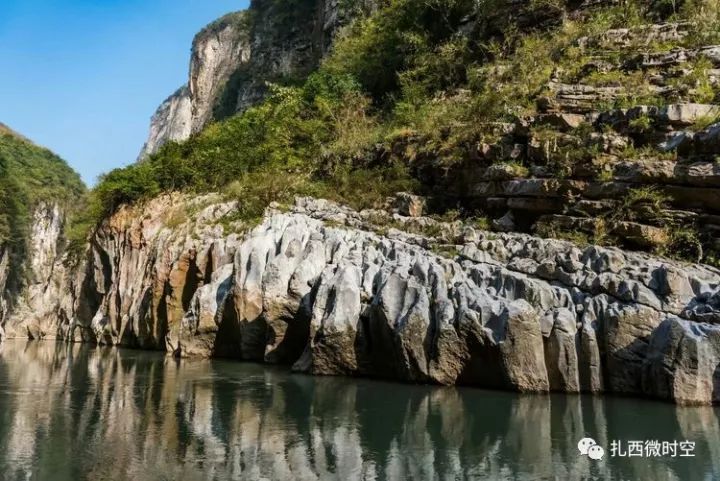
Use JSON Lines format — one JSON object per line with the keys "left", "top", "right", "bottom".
{"left": 0, "top": 340, "right": 718, "bottom": 481}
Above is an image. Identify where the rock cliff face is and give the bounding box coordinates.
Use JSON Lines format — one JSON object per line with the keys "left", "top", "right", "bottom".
{"left": 0, "top": 123, "right": 84, "bottom": 339}
{"left": 189, "top": 12, "right": 252, "bottom": 132}
{"left": 138, "top": 0, "right": 373, "bottom": 158}
{"left": 138, "top": 13, "right": 250, "bottom": 159}
{"left": 137, "top": 87, "right": 192, "bottom": 160}
{"left": 1, "top": 203, "right": 72, "bottom": 340}
{"left": 8, "top": 194, "right": 719, "bottom": 404}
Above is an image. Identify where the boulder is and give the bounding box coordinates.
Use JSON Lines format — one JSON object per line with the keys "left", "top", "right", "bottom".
{"left": 662, "top": 104, "right": 720, "bottom": 127}
{"left": 643, "top": 318, "right": 720, "bottom": 405}
{"left": 394, "top": 192, "right": 427, "bottom": 217}
{"left": 493, "top": 211, "right": 516, "bottom": 232}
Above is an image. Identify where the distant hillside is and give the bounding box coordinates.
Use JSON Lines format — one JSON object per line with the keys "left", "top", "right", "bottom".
{"left": 0, "top": 125, "right": 85, "bottom": 291}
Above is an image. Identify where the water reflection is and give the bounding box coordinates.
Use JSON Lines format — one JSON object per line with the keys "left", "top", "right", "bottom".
{"left": 0, "top": 341, "right": 718, "bottom": 481}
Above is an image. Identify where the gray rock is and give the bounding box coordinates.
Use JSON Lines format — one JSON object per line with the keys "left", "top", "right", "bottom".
{"left": 544, "top": 308, "right": 580, "bottom": 392}
{"left": 137, "top": 86, "right": 192, "bottom": 160}
{"left": 662, "top": 104, "right": 720, "bottom": 127}
{"left": 189, "top": 12, "right": 251, "bottom": 133}
{"left": 4, "top": 195, "right": 720, "bottom": 404}
{"left": 168, "top": 263, "right": 234, "bottom": 357}
{"left": 493, "top": 211, "right": 516, "bottom": 232}
{"left": 643, "top": 318, "right": 720, "bottom": 405}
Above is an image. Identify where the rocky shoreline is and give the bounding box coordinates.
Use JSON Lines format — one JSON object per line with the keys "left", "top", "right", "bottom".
{"left": 2, "top": 195, "right": 719, "bottom": 405}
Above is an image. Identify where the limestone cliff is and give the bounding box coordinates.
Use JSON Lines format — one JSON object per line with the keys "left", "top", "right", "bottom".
{"left": 1, "top": 203, "right": 75, "bottom": 340}
{"left": 0, "top": 124, "right": 84, "bottom": 338}
{"left": 9, "top": 194, "right": 720, "bottom": 405}
{"left": 138, "top": 12, "right": 250, "bottom": 159}
{"left": 137, "top": 86, "right": 191, "bottom": 160}
{"left": 189, "top": 12, "right": 252, "bottom": 132}
{"left": 138, "top": 0, "right": 373, "bottom": 158}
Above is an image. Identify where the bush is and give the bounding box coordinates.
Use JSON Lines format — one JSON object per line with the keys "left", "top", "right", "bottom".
{"left": 80, "top": 70, "right": 416, "bottom": 234}
{"left": 324, "top": 0, "right": 476, "bottom": 101}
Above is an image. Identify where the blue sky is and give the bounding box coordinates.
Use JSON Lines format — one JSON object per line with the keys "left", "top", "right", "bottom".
{"left": 0, "top": 0, "right": 249, "bottom": 185}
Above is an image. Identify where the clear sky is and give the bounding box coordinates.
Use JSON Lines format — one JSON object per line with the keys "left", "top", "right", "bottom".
{"left": 0, "top": 0, "right": 249, "bottom": 186}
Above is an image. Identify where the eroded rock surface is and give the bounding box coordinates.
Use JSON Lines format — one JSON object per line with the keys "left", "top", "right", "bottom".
{"left": 3, "top": 194, "right": 720, "bottom": 404}
{"left": 2, "top": 203, "right": 77, "bottom": 341}
{"left": 137, "top": 86, "right": 192, "bottom": 160}
{"left": 189, "top": 12, "right": 251, "bottom": 133}
{"left": 12, "top": 193, "right": 711, "bottom": 404}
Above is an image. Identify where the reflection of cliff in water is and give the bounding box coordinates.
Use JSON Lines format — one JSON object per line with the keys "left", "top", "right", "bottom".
{"left": 0, "top": 341, "right": 718, "bottom": 481}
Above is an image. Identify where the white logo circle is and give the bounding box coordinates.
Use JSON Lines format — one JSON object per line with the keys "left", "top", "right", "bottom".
{"left": 578, "top": 437, "right": 596, "bottom": 455}
{"left": 588, "top": 444, "right": 605, "bottom": 460}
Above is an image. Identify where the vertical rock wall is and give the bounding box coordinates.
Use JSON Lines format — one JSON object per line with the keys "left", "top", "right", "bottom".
{"left": 137, "top": 0, "right": 376, "bottom": 159}
{"left": 2, "top": 203, "right": 71, "bottom": 340}
{"left": 10, "top": 194, "right": 717, "bottom": 404}
{"left": 189, "top": 12, "right": 252, "bottom": 133}
{"left": 137, "top": 86, "right": 192, "bottom": 160}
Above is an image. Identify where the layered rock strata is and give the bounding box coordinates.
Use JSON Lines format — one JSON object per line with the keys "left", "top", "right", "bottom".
{"left": 434, "top": 21, "right": 720, "bottom": 255}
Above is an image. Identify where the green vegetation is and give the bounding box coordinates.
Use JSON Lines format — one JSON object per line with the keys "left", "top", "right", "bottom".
{"left": 76, "top": 0, "right": 720, "bottom": 266}
{"left": 0, "top": 130, "right": 85, "bottom": 289}
{"left": 73, "top": 73, "right": 416, "bottom": 244}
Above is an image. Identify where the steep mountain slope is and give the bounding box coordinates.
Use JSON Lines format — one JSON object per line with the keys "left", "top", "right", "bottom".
{"left": 0, "top": 126, "right": 85, "bottom": 332}
{"left": 138, "top": 0, "right": 375, "bottom": 159}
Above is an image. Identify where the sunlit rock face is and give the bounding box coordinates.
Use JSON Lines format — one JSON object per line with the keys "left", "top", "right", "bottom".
{"left": 137, "top": 0, "right": 377, "bottom": 158}
{"left": 137, "top": 12, "right": 251, "bottom": 160}
{"left": 174, "top": 198, "right": 720, "bottom": 404}
{"left": 74, "top": 194, "right": 241, "bottom": 349}
{"left": 2, "top": 203, "right": 76, "bottom": 340}
{"left": 14, "top": 193, "right": 716, "bottom": 404}
{"left": 136, "top": 86, "right": 192, "bottom": 160}
{"left": 0, "top": 340, "right": 718, "bottom": 481}
{"left": 189, "top": 12, "right": 252, "bottom": 133}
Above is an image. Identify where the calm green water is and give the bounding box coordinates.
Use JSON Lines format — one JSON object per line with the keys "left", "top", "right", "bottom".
{"left": 0, "top": 341, "right": 719, "bottom": 481}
